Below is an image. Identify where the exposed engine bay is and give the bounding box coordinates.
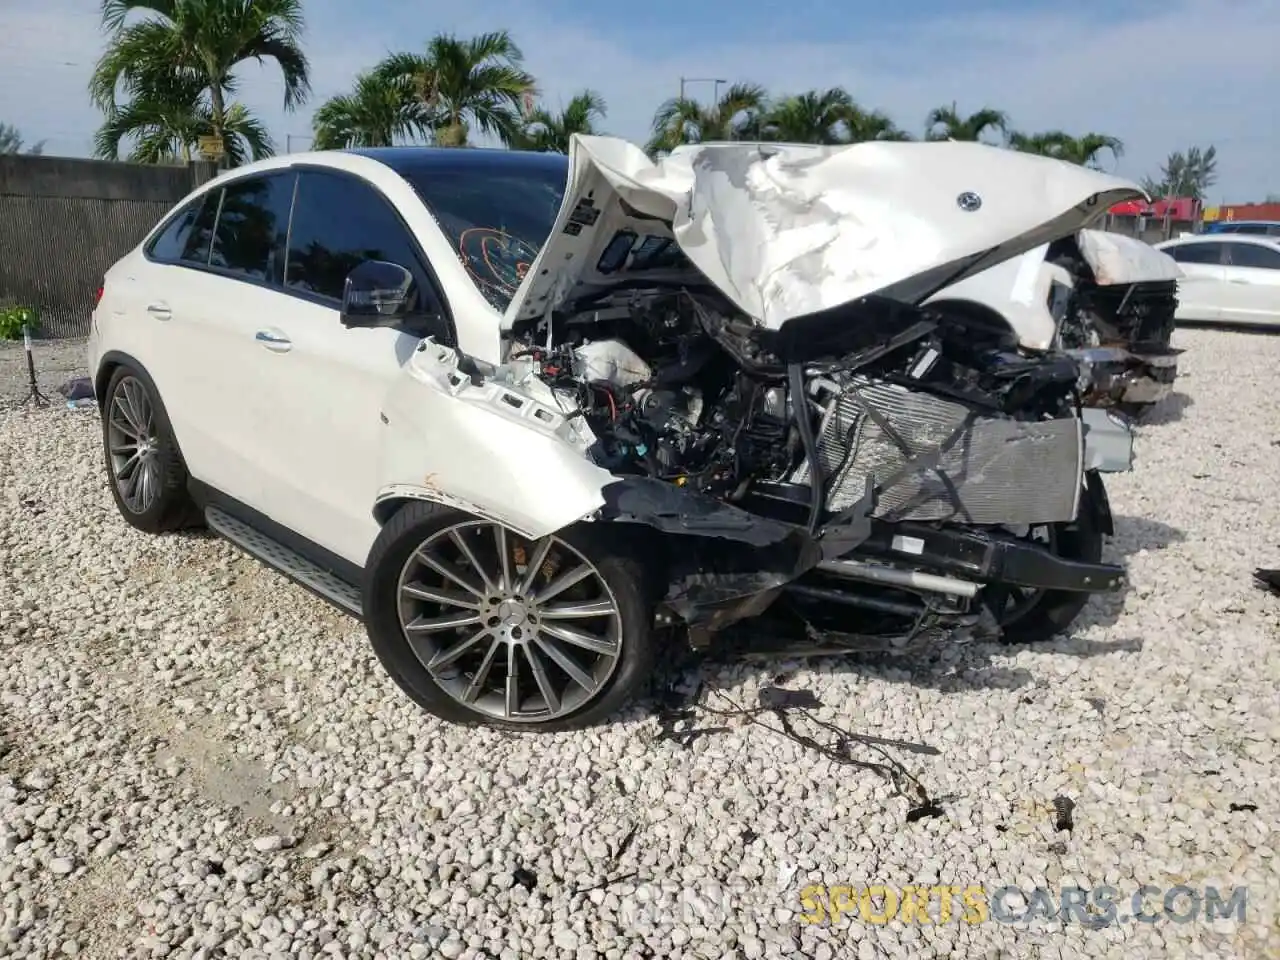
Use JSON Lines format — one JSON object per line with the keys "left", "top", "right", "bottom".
{"left": 507, "top": 284, "right": 1087, "bottom": 531}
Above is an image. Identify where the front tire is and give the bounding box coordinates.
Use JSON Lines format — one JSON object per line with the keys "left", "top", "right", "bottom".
{"left": 101, "top": 365, "right": 196, "bottom": 534}
{"left": 995, "top": 485, "right": 1106, "bottom": 644}
{"left": 362, "top": 502, "right": 656, "bottom": 731}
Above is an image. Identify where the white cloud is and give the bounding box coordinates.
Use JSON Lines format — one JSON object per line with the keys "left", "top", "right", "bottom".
{"left": 2, "top": 0, "right": 1275, "bottom": 201}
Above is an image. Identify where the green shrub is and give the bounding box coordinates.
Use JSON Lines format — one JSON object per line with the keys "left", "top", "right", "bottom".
{"left": 0, "top": 305, "right": 40, "bottom": 340}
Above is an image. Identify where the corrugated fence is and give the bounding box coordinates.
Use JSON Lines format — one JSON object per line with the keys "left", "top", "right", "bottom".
{"left": 0, "top": 155, "right": 217, "bottom": 339}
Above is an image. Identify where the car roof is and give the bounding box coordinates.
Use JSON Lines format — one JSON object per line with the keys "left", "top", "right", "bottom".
{"left": 1212, "top": 220, "right": 1280, "bottom": 226}
{"left": 198, "top": 146, "right": 570, "bottom": 189}
{"left": 343, "top": 146, "right": 570, "bottom": 178}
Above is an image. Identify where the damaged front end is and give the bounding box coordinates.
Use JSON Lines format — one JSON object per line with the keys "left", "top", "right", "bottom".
{"left": 384, "top": 136, "right": 1141, "bottom": 656}
{"left": 492, "top": 285, "right": 1125, "bottom": 654}
{"left": 1051, "top": 229, "right": 1183, "bottom": 415}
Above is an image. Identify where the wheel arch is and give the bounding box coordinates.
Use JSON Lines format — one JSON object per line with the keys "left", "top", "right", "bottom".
{"left": 95, "top": 350, "right": 191, "bottom": 466}
{"left": 927, "top": 297, "right": 1020, "bottom": 341}
{"left": 372, "top": 484, "right": 549, "bottom": 539}
{"left": 95, "top": 350, "right": 155, "bottom": 405}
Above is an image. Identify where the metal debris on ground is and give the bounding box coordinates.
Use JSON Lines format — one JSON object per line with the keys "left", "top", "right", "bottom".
{"left": 1053, "top": 796, "right": 1076, "bottom": 832}
{"left": 1253, "top": 568, "right": 1280, "bottom": 595}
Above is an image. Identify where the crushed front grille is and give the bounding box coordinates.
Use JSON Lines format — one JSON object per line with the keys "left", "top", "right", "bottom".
{"left": 791, "top": 377, "right": 1083, "bottom": 526}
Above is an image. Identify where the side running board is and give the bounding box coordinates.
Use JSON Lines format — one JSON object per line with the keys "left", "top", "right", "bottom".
{"left": 204, "top": 506, "right": 363, "bottom": 618}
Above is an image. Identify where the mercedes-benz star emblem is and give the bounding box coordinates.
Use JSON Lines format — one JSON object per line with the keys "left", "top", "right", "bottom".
{"left": 957, "top": 191, "right": 982, "bottom": 212}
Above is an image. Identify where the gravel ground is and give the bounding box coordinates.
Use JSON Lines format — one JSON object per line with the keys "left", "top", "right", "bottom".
{"left": 2, "top": 327, "right": 1279, "bottom": 960}
{"left": 0, "top": 340, "right": 89, "bottom": 410}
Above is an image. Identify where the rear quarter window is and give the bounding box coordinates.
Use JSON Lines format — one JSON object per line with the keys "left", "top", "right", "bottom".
{"left": 146, "top": 192, "right": 220, "bottom": 265}
{"left": 208, "top": 172, "right": 298, "bottom": 285}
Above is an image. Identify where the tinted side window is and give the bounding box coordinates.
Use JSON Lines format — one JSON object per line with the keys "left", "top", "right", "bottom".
{"left": 209, "top": 173, "right": 297, "bottom": 284}
{"left": 286, "top": 171, "right": 429, "bottom": 303}
{"left": 147, "top": 192, "right": 219, "bottom": 265}
{"left": 1226, "top": 242, "right": 1280, "bottom": 270}
{"left": 1168, "top": 243, "right": 1222, "bottom": 265}
{"left": 1232, "top": 224, "right": 1268, "bottom": 235}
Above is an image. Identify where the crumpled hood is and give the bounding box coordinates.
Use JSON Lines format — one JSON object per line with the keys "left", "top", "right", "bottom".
{"left": 502, "top": 134, "right": 1147, "bottom": 332}
{"left": 1076, "top": 229, "right": 1182, "bottom": 285}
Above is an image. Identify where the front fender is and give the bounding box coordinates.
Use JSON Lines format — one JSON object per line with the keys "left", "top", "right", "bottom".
{"left": 374, "top": 342, "right": 617, "bottom": 539}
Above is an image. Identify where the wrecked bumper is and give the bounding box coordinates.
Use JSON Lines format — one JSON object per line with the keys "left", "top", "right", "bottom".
{"left": 1069, "top": 344, "right": 1180, "bottom": 408}
{"left": 850, "top": 519, "right": 1126, "bottom": 594}
{"left": 597, "top": 474, "right": 1126, "bottom": 638}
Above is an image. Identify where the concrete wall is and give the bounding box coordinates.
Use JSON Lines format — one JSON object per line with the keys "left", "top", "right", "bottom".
{"left": 0, "top": 155, "right": 217, "bottom": 338}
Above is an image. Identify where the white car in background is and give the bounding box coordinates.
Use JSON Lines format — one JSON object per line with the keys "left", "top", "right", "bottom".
{"left": 1154, "top": 234, "right": 1280, "bottom": 327}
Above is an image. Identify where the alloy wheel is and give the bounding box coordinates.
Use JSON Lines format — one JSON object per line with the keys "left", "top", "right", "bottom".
{"left": 396, "top": 520, "right": 624, "bottom": 723}
{"left": 107, "top": 376, "right": 162, "bottom": 515}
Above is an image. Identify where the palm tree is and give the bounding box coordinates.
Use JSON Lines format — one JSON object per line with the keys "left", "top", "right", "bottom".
{"left": 925, "top": 102, "right": 1008, "bottom": 142}
{"left": 841, "top": 107, "right": 912, "bottom": 144}
{"left": 94, "top": 73, "right": 271, "bottom": 165}
{"left": 1141, "top": 145, "right": 1218, "bottom": 200}
{"left": 0, "top": 122, "right": 45, "bottom": 155}
{"left": 1008, "top": 130, "right": 1124, "bottom": 169}
{"left": 763, "top": 88, "right": 853, "bottom": 144}
{"left": 647, "top": 83, "right": 768, "bottom": 155}
{"left": 762, "top": 89, "right": 913, "bottom": 146}
{"left": 517, "top": 90, "right": 606, "bottom": 153}
{"left": 311, "top": 71, "right": 428, "bottom": 150}
{"left": 371, "top": 31, "right": 537, "bottom": 147}
{"left": 89, "top": 0, "right": 309, "bottom": 158}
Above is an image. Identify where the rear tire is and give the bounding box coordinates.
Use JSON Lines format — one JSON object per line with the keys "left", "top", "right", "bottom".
{"left": 362, "top": 502, "right": 657, "bottom": 731}
{"left": 101, "top": 365, "right": 197, "bottom": 534}
{"left": 996, "top": 485, "right": 1106, "bottom": 644}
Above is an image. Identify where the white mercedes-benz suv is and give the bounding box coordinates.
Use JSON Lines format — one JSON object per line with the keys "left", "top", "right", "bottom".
{"left": 90, "top": 137, "right": 1140, "bottom": 730}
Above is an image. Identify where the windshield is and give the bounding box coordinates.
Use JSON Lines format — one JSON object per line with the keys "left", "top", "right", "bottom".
{"left": 399, "top": 166, "right": 568, "bottom": 311}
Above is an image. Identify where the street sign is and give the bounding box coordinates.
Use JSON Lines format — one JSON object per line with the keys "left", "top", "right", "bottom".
{"left": 197, "top": 135, "right": 225, "bottom": 159}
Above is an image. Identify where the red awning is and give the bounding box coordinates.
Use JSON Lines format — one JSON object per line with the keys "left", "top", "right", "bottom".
{"left": 1108, "top": 198, "right": 1200, "bottom": 219}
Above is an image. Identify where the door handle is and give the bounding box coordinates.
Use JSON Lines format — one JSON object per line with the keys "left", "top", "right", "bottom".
{"left": 255, "top": 329, "right": 292, "bottom": 352}
{"left": 1228, "top": 278, "right": 1250, "bottom": 284}
{"left": 146, "top": 302, "right": 172, "bottom": 320}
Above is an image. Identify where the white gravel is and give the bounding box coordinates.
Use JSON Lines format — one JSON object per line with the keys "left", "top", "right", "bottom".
{"left": 2, "top": 327, "right": 1279, "bottom": 959}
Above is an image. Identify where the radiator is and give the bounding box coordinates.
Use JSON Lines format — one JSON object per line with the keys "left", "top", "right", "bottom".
{"left": 791, "top": 377, "right": 1083, "bottom": 526}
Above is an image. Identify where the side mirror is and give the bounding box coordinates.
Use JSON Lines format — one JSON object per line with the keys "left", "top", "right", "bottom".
{"left": 341, "top": 260, "right": 439, "bottom": 330}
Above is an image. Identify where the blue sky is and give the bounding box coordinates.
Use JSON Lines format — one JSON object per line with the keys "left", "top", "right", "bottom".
{"left": 4, "top": 0, "right": 1277, "bottom": 203}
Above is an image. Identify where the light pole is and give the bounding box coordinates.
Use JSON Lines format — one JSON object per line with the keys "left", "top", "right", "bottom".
{"left": 678, "top": 76, "right": 730, "bottom": 144}
{"left": 679, "top": 76, "right": 727, "bottom": 103}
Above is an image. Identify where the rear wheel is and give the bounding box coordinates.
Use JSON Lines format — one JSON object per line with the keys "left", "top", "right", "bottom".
{"left": 101, "top": 365, "right": 197, "bottom": 534}
{"left": 994, "top": 485, "right": 1106, "bottom": 644}
{"left": 362, "top": 502, "right": 656, "bottom": 731}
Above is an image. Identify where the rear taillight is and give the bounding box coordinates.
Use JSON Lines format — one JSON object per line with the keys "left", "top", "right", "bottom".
{"left": 94, "top": 285, "right": 104, "bottom": 308}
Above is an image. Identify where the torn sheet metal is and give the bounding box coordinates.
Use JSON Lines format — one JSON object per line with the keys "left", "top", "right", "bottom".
{"left": 1080, "top": 406, "right": 1135, "bottom": 473}
{"left": 503, "top": 136, "right": 1147, "bottom": 332}
{"left": 596, "top": 477, "right": 869, "bottom": 627}
{"left": 1070, "top": 342, "right": 1179, "bottom": 408}
{"left": 1076, "top": 229, "right": 1182, "bottom": 285}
